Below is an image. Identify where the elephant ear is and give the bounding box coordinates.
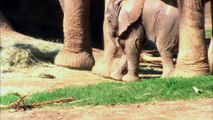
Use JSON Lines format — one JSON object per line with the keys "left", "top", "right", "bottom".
{"left": 118, "top": 0, "right": 144, "bottom": 36}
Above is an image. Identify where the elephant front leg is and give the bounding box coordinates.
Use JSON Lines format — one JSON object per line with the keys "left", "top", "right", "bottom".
{"left": 110, "top": 55, "right": 127, "bottom": 81}
{"left": 208, "top": 38, "right": 213, "bottom": 74}
{"left": 92, "top": 0, "right": 123, "bottom": 77}
{"left": 92, "top": 18, "right": 120, "bottom": 77}
{"left": 172, "top": 0, "right": 210, "bottom": 77}
{"left": 55, "top": 0, "right": 95, "bottom": 70}
{"left": 122, "top": 37, "right": 141, "bottom": 82}
{"left": 156, "top": 32, "right": 177, "bottom": 77}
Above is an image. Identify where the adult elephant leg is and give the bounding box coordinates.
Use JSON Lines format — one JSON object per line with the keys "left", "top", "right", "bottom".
{"left": 55, "top": 0, "right": 95, "bottom": 70}
{"left": 173, "top": 0, "right": 210, "bottom": 77}
{"left": 209, "top": 39, "right": 213, "bottom": 74}
{"left": 208, "top": 1, "right": 213, "bottom": 74}
{"left": 92, "top": 0, "right": 120, "bottom": 77}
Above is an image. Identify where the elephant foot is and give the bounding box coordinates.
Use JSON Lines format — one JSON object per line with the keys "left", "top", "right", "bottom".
{"left": 110, "top": 71, "right": 123, "bottom": 81}
{"left": 92, "top": 61, "right": 111, "bottom": 77}
{"left": 161, "top": 75, "right": 169, "bottom": 78}
{"left": 161, "top": 71, "right": 173, "bottom": 78}
{"left": 92, "top": 58, "right": 120, "bottom": 78}
{"left": 122, "top": 73, "right": 139, "bottom": 82}
{"left": 54, "top": 49, "right": 95, "bottom": 70}
{"left": 171, "top": 70, "right": 210, "bottom": 78}
{"left": 171, "top": 66, "right": 210, "bottom": 78}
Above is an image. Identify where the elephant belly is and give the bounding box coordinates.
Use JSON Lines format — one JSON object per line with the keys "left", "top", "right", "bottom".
{"left": 142, "top": 0, "right": 179, "bottom": 47}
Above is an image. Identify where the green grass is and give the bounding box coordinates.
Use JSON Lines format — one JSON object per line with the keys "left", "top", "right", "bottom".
{"left": 1, "top": 76, "right": 213, "bottom": 107}
{"left": 205, "top": 28, "right": 212, "bottom": 38}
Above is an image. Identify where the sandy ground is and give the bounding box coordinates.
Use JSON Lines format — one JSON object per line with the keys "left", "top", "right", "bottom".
{"left": 0, "top": 53, "right": 162, "bottom": 96}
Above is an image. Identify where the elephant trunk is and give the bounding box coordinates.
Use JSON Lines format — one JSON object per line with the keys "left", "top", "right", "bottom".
{"left": 173, "top": 0, "right": 210, "bottom": 77}
{"left": 0, "top": 11, "right": 34, "bottom": 47}
{"left": 55, "top": 0, "right": 95, "bottom": 70}
{"left": 0, "top": 11, "right": 14, "bottom": 31}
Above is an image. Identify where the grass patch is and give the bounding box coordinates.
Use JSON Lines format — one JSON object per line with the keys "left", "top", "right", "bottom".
{"left": 205, "top": 28, "right": 212, "bottom": 38}
{"left": 1, "top": 76, "right": 213, "bottom": 107}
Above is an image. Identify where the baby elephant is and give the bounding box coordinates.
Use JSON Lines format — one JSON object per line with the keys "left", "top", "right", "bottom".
{"left": 110, "top": 20, "right": 145, "bottom": 81}
{"left": 106, "top": 0, "right": 179, "bottom": 81}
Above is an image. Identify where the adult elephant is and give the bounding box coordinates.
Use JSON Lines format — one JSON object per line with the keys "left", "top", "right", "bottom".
{"left": 92, "top": 0, "right": 211, "bottom": 78}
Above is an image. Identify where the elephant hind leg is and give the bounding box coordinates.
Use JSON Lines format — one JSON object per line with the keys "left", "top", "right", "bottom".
{"left": 158, "top": 50, "right": 174, "bottom": 77}
{"left": 156, "top": 36, "right": 176, "bottom": 78}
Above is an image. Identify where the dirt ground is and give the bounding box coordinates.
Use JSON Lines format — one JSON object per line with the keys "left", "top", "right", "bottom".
{"left": 1, "top": 99, "right": 212, "bottom": 120}
{"left": 1, "top": 2, "right": 212, "bottom": 120}
{"left": 0, "top": 49, "right": 162, "bottom": 96}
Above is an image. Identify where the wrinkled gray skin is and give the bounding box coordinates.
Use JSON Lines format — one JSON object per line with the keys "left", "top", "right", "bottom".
{"left": 111, "top": 20, "right": 144, "bottom": 81}
{"left": 143, "top": 0, "right": 179, "bottom": 77}
{"left": 106, "top": 0, "right": 179, "bottom": 81}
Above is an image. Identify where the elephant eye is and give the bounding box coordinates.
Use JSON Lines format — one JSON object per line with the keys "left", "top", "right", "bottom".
{"left": 108, "top": 19, "right": 112, "bottom": 24}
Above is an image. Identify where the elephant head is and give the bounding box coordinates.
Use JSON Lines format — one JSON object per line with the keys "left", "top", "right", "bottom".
{"left": 106, "top": 0, "right": 144, "bottom": 38}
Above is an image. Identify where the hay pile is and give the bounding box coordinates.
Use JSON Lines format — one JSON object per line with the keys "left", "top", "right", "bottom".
{"left": 1, "top": 46, "right": 35, "bottom": 68}
{"left": 1, "top": 39, "right": 63, "bottom": 71}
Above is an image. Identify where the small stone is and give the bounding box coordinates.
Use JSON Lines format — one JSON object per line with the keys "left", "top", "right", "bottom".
{"left": 39, "top": 73, "right": 56, "bottom": 79}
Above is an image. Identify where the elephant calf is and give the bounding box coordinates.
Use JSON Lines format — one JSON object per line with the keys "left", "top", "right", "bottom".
{"left": 110, "top": 20, "right": 145, "bottom": 81}
{"left": 106, "top": 0, "right": 179, "bottom": 81}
